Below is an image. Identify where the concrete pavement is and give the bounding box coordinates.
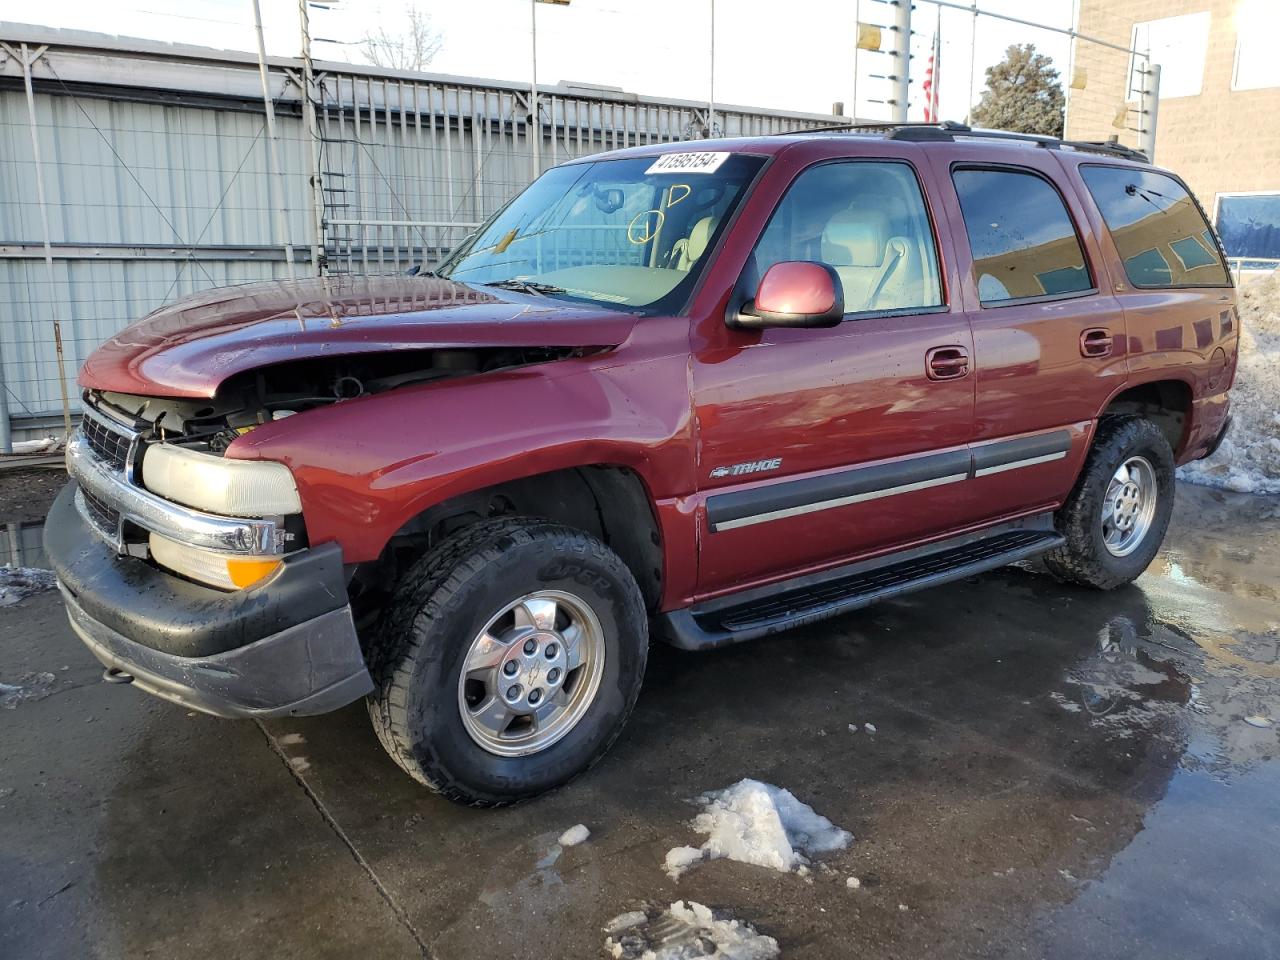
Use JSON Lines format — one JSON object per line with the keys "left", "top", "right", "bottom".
{"left": 3, "top": 482, "right": 1279, "bottom": 959}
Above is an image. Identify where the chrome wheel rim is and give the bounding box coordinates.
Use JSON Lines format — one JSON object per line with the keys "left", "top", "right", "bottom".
{"left": 456, "top": 590, "right": 606, "bottom": 757}
{"left": 1101, "top": 455, "right": 1158, "bottom": 558}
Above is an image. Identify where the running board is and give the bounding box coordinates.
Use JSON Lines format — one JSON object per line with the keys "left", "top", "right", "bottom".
{"left": 658, "top": 521, "right": 1064, "bottom": 651}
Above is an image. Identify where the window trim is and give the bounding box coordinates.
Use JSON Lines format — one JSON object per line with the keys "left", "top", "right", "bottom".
{"left": 948, "top": 162, "right": 1100, "bottom": 310}
{"left": 740, "top": 156, "right": 951, "bottom": 323}
{"left": 1080, "top": 162, "right": 1233, "bottom": 290}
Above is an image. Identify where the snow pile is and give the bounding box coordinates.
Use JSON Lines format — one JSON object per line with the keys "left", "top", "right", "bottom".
{"left": 0, "top": 566, "right": 56, "bottom": 607}
{"left": 604, "top": 901, "right": 779, "bottom": 960}
{"left": 1178, "top": 273, "right": 1280, "bottom": 495}
{"left": 665, "top": 779, "right": 851, "bottom": 879}
{"left": 558, "top": 824, "right": 590, "bottom": 847}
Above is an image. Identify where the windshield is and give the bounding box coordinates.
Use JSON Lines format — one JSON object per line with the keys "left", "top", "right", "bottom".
{"left": 437, "top": 153, "right": 766, "bottom": 313}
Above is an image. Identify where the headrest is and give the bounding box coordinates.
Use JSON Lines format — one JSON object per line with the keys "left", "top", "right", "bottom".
{"left": 821, "top": 209, "right": 890, "bottom": 268}
{"left": 686, "top": 216, "right": 716, "bottom": 263}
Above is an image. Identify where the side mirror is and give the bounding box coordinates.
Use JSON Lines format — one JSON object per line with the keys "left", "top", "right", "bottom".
{"left": 732, "top": 261, "right": 844, "bottom": 329}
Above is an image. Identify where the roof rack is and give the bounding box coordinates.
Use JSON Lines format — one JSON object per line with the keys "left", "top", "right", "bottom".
{"left": 783, "top": 120, "right": 1150, "bottom": 163}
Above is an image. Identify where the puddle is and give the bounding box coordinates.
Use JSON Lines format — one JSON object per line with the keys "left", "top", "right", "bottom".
{"left": 1056, "top": 616, "right": 1193, "bottom": 724}
{"left": 0, "top": 565, "right": 56, "bottom": 607}
{"left": 2, "top": 520, "right": 49, "bottom": 571}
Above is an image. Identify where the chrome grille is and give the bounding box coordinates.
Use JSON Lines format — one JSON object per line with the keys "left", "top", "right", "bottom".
{"left": 79, "top": 487, "right": 121, "bottom": 540}
{"left": 81, "top": 406, "right": 137, "bottom": 472}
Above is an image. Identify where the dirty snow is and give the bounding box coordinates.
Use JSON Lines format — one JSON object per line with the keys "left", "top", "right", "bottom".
{"left": 559, "top": 824, "right": 590, "bottom": 847}
{"left": 6, "top": 436, "right": 60, "bottom": 455}
{"left": 664, "top": 846, "right": 705, "bottom": 880}
{"left": 665, "top": 779, "right": 851, "bottom": 879}
{"left": 846, "top": 876, "right": 861, "bottom": 889}
{"left": 0, "top": 672, "right": 58, "bottom": 709}
{"left": 1178, "top": 272, "right": 1280, "bottom": 495}
{"left": 604, "top": 901, "right": 779, "bottom": 960}
{"left": 0, "top": 566, "right": 56, "bottom": 607}
{"left": 604, "top": 911, "right": 650, "bottom": 936}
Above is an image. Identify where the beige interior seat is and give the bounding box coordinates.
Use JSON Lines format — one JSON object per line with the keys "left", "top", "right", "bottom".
{"left": 820, "top": 208, "right": 914, "bottom": 312}
{"left": 672, "top": 216, "right": 717, "bottom": 271}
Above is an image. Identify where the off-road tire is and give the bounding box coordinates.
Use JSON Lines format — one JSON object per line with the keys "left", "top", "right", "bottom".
{"left": 1043, "top": 417, "right": 1175, "bottom": 590}
{"left": 365, "top": 517, "right": 648, "bottom": 806}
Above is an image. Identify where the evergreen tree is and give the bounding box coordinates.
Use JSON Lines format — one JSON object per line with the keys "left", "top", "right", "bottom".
{"left": 970, "top": 43, "right": 1066, "bottom": 137}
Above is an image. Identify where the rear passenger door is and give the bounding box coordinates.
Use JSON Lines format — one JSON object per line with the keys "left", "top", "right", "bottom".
{"left": 927, "top": 150, "right": 1128, "bottom": 524}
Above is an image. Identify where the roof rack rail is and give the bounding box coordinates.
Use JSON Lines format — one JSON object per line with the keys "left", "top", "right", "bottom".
{"left": 780, "top": 120, "right": 1150, "bottom": 163}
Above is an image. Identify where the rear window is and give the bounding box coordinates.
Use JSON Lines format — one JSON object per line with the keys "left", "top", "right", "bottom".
{"left": 951, "top": 168, "right": 1093, "bottom": 305}
{"left": 1080, "top": 165, "right": 1229, "bottom": 287}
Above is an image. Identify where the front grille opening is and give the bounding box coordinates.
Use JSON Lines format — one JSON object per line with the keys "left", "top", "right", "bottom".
{"left": 82, "top": 412, "right": 135, "bottom": 470}
{"left": 80, "top": 487, "right": 120, "bottom": 537}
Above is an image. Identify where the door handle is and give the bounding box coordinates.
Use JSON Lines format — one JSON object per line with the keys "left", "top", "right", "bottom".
{"left": 1080, "top": 328, "right": 1113, "bottom": 358}
{"left": 926, "top": 345, "right": 969, "bottom": 381}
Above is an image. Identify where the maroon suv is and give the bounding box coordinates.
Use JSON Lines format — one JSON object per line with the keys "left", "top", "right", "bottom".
{"left": 45, "top": 122, "right": 1237, "bottom": 805}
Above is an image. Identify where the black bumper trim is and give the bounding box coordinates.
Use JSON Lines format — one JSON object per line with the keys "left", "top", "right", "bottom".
{"left": 44, "top": 481, "right": 348, "bottom": 659}
{"left": 63, "top": 586, "right": 372, "bottom": 719}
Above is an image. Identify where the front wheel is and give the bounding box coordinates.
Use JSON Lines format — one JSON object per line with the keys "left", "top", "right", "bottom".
{"left": 1043, "top": 417, "right": 1175, "bottom": 590}
{"left": 365, "top": 518, "right": 648, "bottom": 806}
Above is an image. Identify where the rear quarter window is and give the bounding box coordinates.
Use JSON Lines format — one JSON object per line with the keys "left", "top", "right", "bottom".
{"left": 1079, "top": 165, "right": 1229, "bottom": 287}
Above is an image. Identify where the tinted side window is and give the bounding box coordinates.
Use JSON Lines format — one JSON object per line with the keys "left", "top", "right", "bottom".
{"left": 752, "top": 161, "right": 943, "bottom": 314}
{"left": 952, "top": 168, "right": 1093, "bottom": 304}
{"left": 1080, "top": 165, "right": 1229, "bottom": 287}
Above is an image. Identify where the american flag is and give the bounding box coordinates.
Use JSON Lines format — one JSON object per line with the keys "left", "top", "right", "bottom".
{"left": 921, "top": 31, "right": 941, "bottom": 122}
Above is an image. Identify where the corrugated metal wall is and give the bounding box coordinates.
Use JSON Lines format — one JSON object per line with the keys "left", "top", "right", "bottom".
{"left": 0, "top": 28, "right": 840, "bottom": 433}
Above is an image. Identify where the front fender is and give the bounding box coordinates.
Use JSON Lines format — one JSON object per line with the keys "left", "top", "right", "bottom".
{"left": 229, "top": 353, "right": 693, "bottom": 563}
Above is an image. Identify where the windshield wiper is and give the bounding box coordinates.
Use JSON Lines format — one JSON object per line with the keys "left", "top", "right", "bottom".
{"left": 482, "top": 278, "right": 567, "bottom": 297}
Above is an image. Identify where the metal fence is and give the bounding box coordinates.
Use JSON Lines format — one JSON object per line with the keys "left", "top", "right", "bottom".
{"left": 0, "top": 24, "right": 841, "bottom": 441}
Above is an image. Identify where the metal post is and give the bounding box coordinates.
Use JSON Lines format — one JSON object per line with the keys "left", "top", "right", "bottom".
{"left": 708, "top": 0, "right": 716, "bottom": 137}
{"left": 0, "top": 361, "right": 8, "bottom": 454}
{"left": 20, "top": 43, "right": 72, "bottom": 446}
{"left": 6, "top": 522, "right": 21, "bottom": 568}
{"left": 966, "top": 6, "right": 977, "bottom": 123}
{"left": 252, "top": 0, "right": 296, "bottom": 280}
{"left": 298, "top": 0, "right": 326, "bottom": 274}
{"left": 852, "top": 0, "right": 860, "bottom": 119}
{"left": 891, "top": 0, "right": 911, "bottom": 123}
{"left": 1139, "top": 63, "right": 1160, "bottom": 159}
{"left": 530, "top": 0, "right": 541, "bottom": 178}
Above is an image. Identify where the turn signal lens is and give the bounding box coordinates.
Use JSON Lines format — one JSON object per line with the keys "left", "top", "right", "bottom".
{"left": 149, "top": 533, "right": 282, "bottom": 591}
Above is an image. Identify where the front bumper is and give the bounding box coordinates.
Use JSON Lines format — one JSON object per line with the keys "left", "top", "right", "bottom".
{"left": 44, "top": 482, "right": 373, "bottom": 719}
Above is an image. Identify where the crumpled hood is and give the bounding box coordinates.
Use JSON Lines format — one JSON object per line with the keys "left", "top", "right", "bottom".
{"left": 78, "top": 275, "right": 639, "bottom": 398}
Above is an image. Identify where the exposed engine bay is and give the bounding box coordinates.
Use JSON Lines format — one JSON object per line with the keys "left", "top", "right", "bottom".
{"left": 90, "top": 347, "right": 583, "bottom": 451}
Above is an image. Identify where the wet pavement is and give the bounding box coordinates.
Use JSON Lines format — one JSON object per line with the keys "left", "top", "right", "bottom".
{"left": 3, "top": 481, "right": 1279, "bottom": 959}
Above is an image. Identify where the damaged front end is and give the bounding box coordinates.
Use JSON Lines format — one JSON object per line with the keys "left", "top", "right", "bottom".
{"left": 46, "top": 273, "right": 637, "bottom": 719}
{"left": 48, "top": 383, "right": 373, "bottom": 718}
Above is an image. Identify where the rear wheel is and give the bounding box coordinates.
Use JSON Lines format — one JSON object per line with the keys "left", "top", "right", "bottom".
{"left": 365, "top": 518, "right": 648, "bottom": 806}
{"left": 1044, "top": 417, "right": 1175, "bottom": 590}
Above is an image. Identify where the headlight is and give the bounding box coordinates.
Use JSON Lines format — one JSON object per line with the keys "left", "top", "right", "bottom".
{"left": 142, "top": 443, "right": 301, "bottom": 516}
{"left": 149, "top": 533, "right": 282, "bottom": 591}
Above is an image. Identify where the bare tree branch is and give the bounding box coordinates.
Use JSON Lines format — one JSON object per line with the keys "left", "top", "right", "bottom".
{"left": 361, "top": 7, "right": 443, "bottom": 72}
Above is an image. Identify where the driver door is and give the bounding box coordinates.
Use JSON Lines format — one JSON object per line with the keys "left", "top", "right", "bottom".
{"left": 691, "top": 157, "right": 975, "bottom": 596}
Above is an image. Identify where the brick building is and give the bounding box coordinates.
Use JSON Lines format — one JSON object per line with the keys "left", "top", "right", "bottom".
{"left": 1065, "top": 0, "right": 1280, "bottom": 271}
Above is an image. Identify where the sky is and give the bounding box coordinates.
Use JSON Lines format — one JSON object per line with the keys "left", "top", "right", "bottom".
{"left": 7, "top": 0, "right": 1076, "bottom": 123}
